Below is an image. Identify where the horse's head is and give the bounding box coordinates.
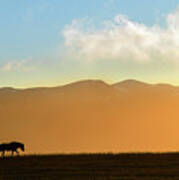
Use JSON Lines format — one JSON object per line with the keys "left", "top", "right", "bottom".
{"left": 20, "top": 143, "right": 25, "bottom": 151}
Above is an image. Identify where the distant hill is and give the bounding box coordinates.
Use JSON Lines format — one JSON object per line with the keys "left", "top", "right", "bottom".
{"left": 1, "top": 79, "right": 179, "bottom": 154}
{"left": 112, "top": 79, "right": 150, "bottom": 89}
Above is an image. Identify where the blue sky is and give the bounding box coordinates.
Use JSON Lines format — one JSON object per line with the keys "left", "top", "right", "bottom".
{"left": 1, "top": 0, "right": 179, "bottom": 87}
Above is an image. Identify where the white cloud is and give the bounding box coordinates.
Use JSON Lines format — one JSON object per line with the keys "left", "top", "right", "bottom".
{"left": 0, "top": 58, "right": 34, "bottom": 72}
{"left": 62, "top": 8, "right": 179, "bottom": 63}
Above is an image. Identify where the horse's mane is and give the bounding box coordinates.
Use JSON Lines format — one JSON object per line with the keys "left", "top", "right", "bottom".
{"left": 10, "top": 141, "right": 24, "bottom": 145}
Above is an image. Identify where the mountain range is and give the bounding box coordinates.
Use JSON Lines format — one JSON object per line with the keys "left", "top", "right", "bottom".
{"left": 1, "top": 79, "right": 179, "bottom": 153}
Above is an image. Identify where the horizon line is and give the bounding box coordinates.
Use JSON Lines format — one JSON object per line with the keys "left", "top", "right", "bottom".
{"left": 0, "top": 78, "right": 177, "bottom": 90}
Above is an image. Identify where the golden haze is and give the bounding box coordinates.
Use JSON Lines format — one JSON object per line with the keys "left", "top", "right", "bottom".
{"left": 1, "top": 79, "right": 179, "bottom": 154}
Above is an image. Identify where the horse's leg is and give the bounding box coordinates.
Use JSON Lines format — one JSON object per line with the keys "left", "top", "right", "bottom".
{"left": 2, "top": 151, "right": 4, "bottom": 158}
{"left": 16, "top": 150, "right": 19, "bottom": 156}
{"left": 11, "top": 150, "right": 14, "bottom": 156}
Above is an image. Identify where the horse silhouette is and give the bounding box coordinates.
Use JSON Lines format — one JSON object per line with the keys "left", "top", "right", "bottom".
{"left": 0, "top": 142, "right": 25, "bottom": 157}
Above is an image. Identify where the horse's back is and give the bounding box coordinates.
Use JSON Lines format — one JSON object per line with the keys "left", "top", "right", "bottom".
{"left": 0, "top": 143, "right": 11, "bottom": 151}
{"left": 10, "top": 141, "right": 23, "bottom": 146}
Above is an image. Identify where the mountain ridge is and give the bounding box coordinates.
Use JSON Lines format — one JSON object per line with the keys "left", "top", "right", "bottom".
{"left": 0, "top": 79, "right": 178, "bottom": 91}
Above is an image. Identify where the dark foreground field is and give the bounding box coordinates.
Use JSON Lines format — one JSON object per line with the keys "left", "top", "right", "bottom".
{"left": 1, "top": 153, "right": 179, "bottom": 180}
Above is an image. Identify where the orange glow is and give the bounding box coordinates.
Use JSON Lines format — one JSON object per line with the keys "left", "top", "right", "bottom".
{"left": 1, "top": 80, "right": 179, "bottom": 154}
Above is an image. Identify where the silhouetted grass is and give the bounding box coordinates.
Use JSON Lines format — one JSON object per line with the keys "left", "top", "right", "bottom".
{"left": 1, "top": 153, "right": 179, "bottom": 179}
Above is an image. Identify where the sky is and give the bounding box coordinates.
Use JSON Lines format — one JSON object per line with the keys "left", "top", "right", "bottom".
{"left": 1, "top": 0, "right": 179, "bottom": 88}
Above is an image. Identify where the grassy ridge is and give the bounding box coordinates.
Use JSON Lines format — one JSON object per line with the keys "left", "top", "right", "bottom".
{"left": 1, "top": 153, "right": 179, "bottom": 179}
